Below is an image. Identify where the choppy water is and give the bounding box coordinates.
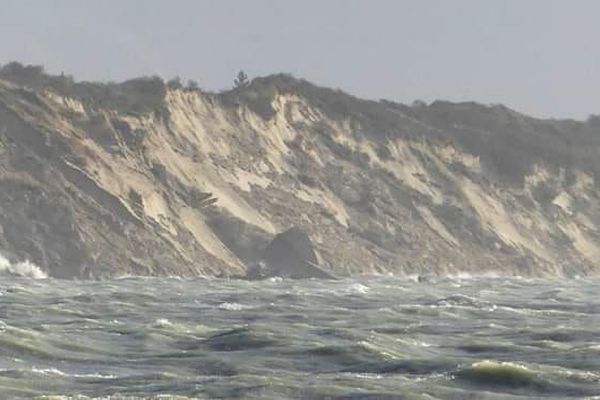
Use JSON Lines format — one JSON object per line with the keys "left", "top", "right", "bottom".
{"left": 0, "top": 276, "right": 598, "bottom": 399}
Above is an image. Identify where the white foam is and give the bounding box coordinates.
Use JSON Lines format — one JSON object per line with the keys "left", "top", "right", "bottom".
{"left": 0, "top": 253, "right": 48, "bottom": 279}
{"left": 348, "top": 283, "right": 370, "bottom": 294}
{"left": 153, "top": 318, "right": 173, "bottom": 328}
{"left": 31, "top": 367, "right": 68, "bottom": 376}
{"left": 217, "top": 302, "right": 251, "bottom": 311}
{"left": 31, "top": 367, "right": 117, "bottom": 379}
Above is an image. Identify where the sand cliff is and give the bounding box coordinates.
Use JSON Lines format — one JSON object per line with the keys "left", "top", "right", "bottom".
{"left": 1, "top": 64, "right": 599, "bottom": 278}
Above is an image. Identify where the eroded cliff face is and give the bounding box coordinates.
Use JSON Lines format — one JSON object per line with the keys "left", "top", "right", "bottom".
{"left": 0, "top": 68, "right": 599, "bottom": 278}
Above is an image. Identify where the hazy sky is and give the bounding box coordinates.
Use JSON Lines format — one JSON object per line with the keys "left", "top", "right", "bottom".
{"left": 1, "top": 0, "right": 599, "bottom": 119}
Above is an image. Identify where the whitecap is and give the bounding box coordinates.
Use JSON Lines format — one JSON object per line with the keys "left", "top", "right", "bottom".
{"left": 31, "top": 367, "right": 117, "bottom": 379}
{"left": 0, "top": 253, "right": 48, "bottom": 279}
{"left": 348, "top": 283, "right": 370, "bottom": 294}
{"left": 153, "top": 318, "right": 173, "bottom": 328}
{"left": 408, "top": 339, "right": 433, "bottom": 348}
{"left": 217, "top": 302, "right": 251, "bottom": 311}
{"left": 31, "top": 367, "right": 67, "bottom": 376}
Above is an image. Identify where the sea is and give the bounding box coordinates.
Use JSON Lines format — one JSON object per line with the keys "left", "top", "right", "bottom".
{"left": 0, "top": 271, "right": 598, "bottom": 399}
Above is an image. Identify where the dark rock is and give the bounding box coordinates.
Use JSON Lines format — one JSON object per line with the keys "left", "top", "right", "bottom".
{"left": 247, "top": 227, "right": 336, "bottom": 279}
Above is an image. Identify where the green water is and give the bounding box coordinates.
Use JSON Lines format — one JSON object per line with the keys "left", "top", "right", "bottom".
{"left": 0, "top": 276, "right": 598, "bottom": 399}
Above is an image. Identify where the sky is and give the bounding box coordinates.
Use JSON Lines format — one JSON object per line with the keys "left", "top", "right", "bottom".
{"left": 0, "top": 0, "right": 599, "bottom": 119}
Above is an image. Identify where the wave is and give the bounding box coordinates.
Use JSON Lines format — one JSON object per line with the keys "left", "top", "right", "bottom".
{"left": 204, "top": 326, "right": 279, "bottom": 351}
{"left": 347, "top": 283, "right": 370, "bottom": 294}
{"left": 456, "top": 360, "right": 537, "bottom": 387}
{"left": 217, "top": 302, "right": 253, "bottom": 311}
{"left": 454, "top": 360, "right": 599, "bottom": 396}
{"left": 0, "top": 253, "right": 47, "bottom": 279}
{"left": 152, "top": 318, "right": 174, "bottom": 328}
{"left": 30, "top": 367, "right": 117, "bottom": 379}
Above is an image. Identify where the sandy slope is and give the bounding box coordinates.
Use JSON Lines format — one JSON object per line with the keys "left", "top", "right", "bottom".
{"left": 0, "top": 71, "right": 599, "bottom": 277}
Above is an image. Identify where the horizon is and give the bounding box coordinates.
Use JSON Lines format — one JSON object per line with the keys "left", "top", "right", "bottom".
{"left": 1, "top": 0, "right": 599, "bottom": 120}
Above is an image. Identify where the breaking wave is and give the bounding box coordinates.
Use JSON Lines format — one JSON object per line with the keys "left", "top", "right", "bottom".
{"left": 0, "top": 253, "right": 48, "bottom": 279}
{"left": 454, "top": 360, "right": 599, "bottom": 396}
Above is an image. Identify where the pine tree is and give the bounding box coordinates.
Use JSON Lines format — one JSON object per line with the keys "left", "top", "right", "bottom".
{"left": 234, "top": 70, "right": 249, "bottom": 88}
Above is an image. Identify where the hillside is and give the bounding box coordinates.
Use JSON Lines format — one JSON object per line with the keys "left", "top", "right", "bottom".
{"left": 1, "top": 62, "right": 599, "bottom": 278}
